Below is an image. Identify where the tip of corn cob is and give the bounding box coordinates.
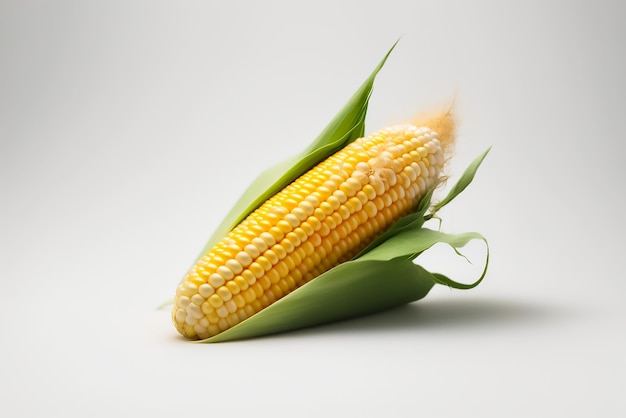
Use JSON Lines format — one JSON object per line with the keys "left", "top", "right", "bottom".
{"left": 412, "top": 106, "right": 455, "bottom": 154}
{"left": 412, "top": 107, "right": 456, "bottom": 189}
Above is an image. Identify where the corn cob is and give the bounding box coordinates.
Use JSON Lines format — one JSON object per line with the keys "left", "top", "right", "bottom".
{"left": 173, "top": 113, "right": 454, "bottom": 339}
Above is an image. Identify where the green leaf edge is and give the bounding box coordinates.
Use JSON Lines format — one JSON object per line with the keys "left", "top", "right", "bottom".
{"left": 193, "top": 40, "right": 399, "bottom": 263}
{"left": 432, "top": 146, "right": 491, "bottom": 213}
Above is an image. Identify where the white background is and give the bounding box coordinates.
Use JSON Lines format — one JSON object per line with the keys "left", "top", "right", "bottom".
{"left": 1, "top": 1, "right": 625, "bottom": 416}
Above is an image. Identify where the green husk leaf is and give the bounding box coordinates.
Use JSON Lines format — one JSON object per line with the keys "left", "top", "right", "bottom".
{"left": 201, "top": 227, "right": 487, "bottom": 343}
{"left": 194, "top": 41, "right": 398, "bottom": 263}
{"left": 203, "top": 259, "right": 436, "bottom": 343}
{"left": 432, "top": 146, "right": 491, "bottom": 213}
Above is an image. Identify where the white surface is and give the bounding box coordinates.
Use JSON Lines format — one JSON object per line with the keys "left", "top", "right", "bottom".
{"left": 1, "top": 1, "right": 625, "bottom": 417}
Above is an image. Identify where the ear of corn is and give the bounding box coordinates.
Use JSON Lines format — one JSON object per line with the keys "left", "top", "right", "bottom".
{"left": 170, "top": 42, "right": 490, "bottom": 342}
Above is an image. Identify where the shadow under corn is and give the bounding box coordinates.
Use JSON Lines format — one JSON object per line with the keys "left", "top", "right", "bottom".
{"left": 266, "top": 295, "right": 574, "bottom": 341}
